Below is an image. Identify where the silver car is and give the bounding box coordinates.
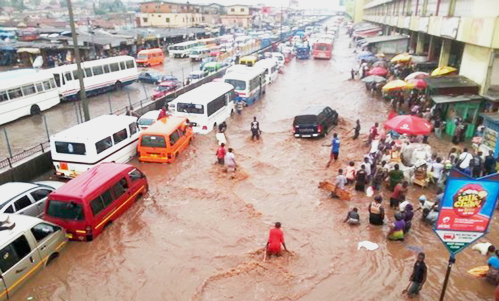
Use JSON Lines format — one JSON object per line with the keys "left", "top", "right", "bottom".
{"left": 0, "top": 182, "right": 65, "bottom": 218}
{"left": 0, "top": 214, "right": 67, "bottom": 300}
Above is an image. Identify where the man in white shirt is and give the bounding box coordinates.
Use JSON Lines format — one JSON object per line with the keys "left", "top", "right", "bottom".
{"left": 224, "top": 148, "right": 237, "bottom": 172}
{"left": 431, "top": 157, "right": 444, "bottom": 184}
{"left": 457, "top": 148, "right": 473, "bottom": 172}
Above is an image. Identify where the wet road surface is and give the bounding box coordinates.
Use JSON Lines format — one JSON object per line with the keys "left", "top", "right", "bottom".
{"left": 0, "top": 57, "right": 200, "bottom": 158}
{"left": 11, "top": 29, "right": 499, "bottom": 301}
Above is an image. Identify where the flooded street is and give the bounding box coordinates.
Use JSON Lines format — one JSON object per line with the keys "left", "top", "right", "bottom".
{"left": 0, "top": 57, "right": 199, "bottom": 158}
{"left": 12, "top": 29, "right": 499, "bottom": 301}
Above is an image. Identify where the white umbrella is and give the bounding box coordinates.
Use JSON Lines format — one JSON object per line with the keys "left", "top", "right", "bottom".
{"left": 405, "top": 72, "right": 429, "bottom": 81}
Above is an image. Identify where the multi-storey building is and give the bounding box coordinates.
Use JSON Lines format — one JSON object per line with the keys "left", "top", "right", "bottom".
{"left": 361, "top": 0, "right": 499, "bottom": 100}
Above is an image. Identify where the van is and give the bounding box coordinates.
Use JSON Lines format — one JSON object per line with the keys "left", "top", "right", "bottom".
{"left": 0, "top": 214, "right": 67, "bottom": 300}
{"left": 137, "top": 110, "right": 160, "bottom": 131}
{"left": 44, "top": 163, "right": 148, "bottom": 241}
{"left": 136, "top": 48, "right": 165, "bottom": 67}
{"left": 138, "top": 117, "right": 194, "bottom": 163}
{"left": 293, "top": 106, "right": 339, "bottom": 138}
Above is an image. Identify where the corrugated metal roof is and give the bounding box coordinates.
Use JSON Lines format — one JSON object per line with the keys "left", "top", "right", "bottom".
{"left": 362, "top": 35, "right": 410, "bottom": 44}
{"left": 430, "top": 94, "right": 483, "bottom": 104}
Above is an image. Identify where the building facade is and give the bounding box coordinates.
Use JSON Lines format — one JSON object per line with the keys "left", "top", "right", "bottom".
{"left": 361, "top": 0, "right": 499, "bottom": 99}
{"left": 220, "top": 4, "right": 252, "bottom": 28}
{"left": 137, "top": 12, "right": 204, "bottom": 27}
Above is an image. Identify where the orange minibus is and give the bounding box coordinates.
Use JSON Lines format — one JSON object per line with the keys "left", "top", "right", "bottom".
{"left": 44, "top": 163, "right": 148, "bottom": 241}
{"left": 136, "top": 48, "right": 165, "bottom": 67}
{"left": 138, "top": 117, "right": 194, "bottom": 163}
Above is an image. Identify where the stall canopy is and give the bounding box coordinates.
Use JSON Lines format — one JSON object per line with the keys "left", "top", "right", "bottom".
{"left": 425, "top": 75, "right": 480, "bottom": 96}
{"left": 361, "top": 35, "right": 410, "bottom": 46}
{"left": 431, "top": 94, "right": 484, "bottom": 104}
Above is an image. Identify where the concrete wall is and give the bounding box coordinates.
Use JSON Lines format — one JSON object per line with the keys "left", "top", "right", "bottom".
{"left": 0, "top": 152, "right": 52, "bottom": 184}
{"left": 460, "top": 43, "right": 493, "bottom": 94}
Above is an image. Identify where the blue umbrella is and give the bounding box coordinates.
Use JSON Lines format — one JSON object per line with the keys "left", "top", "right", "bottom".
{"left": 357, "top": 51, "right": 374, "bottom": 60}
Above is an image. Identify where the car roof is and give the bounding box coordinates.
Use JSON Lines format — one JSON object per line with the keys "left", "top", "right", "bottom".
{"left": 0, "top": 214, "right": 45, "bottom": 242}
{"left": 50, "top": 163, "right": 134, "bottom": 201}
{"left": 298, "top": 105, "right": 330, "bottom": 115}
{"left": 0, "top": 182, "right": 38, "bottom": 204}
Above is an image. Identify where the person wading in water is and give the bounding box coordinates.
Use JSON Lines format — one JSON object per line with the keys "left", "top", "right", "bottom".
{"left": 266, "top": 222, "right": 288, "bottom": 258}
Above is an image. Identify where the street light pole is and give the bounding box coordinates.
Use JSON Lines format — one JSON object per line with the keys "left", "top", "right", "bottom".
{"left": 67, "top": 0, "right": 90, "bottom": 121}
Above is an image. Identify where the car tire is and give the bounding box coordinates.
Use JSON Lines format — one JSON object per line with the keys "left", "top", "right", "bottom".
{"left": 46, "top": 253, "right": 59, "bottom": 266}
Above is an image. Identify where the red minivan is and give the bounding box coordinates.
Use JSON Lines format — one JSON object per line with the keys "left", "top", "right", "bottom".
{"left": 44, "top": 163, "right": 148, "bottom": 241}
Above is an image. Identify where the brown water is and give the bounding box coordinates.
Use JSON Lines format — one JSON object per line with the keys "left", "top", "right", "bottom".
{"left": 12, "top": 28, "right": 499, "bottom": 301}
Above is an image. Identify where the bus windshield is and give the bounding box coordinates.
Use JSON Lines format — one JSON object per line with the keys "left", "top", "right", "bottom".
{"left": 225, "top": 79, "right": 246, "bottom": 91}
{"left": 140, "top": 135, "right": 167, "bottom": 148}
{"left": 47, "top": 200, "right": 85, "bottom": 221}
{"left": 177, "top": 103, "right": 204, "bottom": 114}
{"left": 316, "top": 44, "right": 330, "bottom": 51}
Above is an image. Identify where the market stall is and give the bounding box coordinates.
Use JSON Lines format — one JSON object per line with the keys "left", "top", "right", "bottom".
{"left": 479, "top": 113, "right": 499, "bottom": 157}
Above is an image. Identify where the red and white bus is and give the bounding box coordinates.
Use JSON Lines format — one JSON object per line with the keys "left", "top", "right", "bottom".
{"left": 313, "top": 39, "right": 333, "bottom": 60}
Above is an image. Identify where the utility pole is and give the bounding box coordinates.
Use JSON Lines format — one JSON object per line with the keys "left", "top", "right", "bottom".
{"left": 280, "top": 4, "right": 283, "bottom": 40}
{"left": 67, "top": 0, "right": 90, "bottom": 121}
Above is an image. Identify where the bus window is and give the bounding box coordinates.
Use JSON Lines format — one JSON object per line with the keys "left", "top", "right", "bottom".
{"left": 112, "top": 128, "right": 128, "bottom": 144}
{"left": 93, "top": 65, "right": 104, "bottom": 76}
{"left": 95, "top": 136, "right": 113, "bottom": 154}
{"left": 65, "top": 72, "right": 73, "bottom": 82}
{"left": 169, "top": 131, "right": 180, "bottom": 146}
{"left": 84, "top": 68, "right": 93, "bottom": 77}
{"left": 72, "top": 70, "right": 79, "bottom": 80}
{"left": 129, "top": 122, "right": 137, "bottom": 135}
{"left": 103, "top": 65, "right": 110, "bottom": 73}
{"left": 119, "top": 61, "right": 126, "bottom": 70}
{"left": 110, "top": 63, "right": 120, "bottom": 72}
{"left": 0, "top": 91, "right": 8, "bottom": 102}
{"left": 54, "top": 73, "right": 61, "bottom": 87}
{"left": 126, "top": 60, "right": 135, "bottom": 69}
{"left": 50, "top": 78, "right": 56, "bottom": 89}
{"left": 8, "top": 88, "right": 22, "bottom": 100}
{"left": 43, "top": 81, "right": 51, "bottom": 90}
{"left": 140, "top": 135, "right": 166, "bottom": 148}
{"left": 22, "top": 84, "right": 36, "bottom": 96}
{"left": 54, "top": 141, "right": 86, "bottom": 155}
{"left": 36, "top": 83, "right": 43, "bottom": 92}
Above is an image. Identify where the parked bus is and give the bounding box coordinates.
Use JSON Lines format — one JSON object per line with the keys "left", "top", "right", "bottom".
{"left": 313, "top": 39, "right": 333, "bottom": 59}
{"left": 168, "top": 82, "right": 235, "bottom": 134}
{"left": 254, "top": 59, "right": 279, "bottom": 84}
{"left": 168, "top": 41, "right": 199, "bottom": 58}
{"left": 50, "top": 115, "right": 140, "bottom": 178}
{"left": 137, "top": 116, "right": 194, "bottom": 163}
{"left": 0, "top": 69, "right": 59, "bottom": 125}
{"left": 136, "top": 48, "right": 165, "bottom": 67}
{"left": 49, "top": 56, "right": 138, "bottom": 100}
{"left": 196, "top": 38, "right": 217, "bottom": 47}
{"left": 223, "top": 68, "right": 266, "bottom": 105}
{"left": 44, "top": 163, "right": 148, "bottom": 241}
{"left": 217, "top": 35, "right": 234, "bottom": 45}
{"left": 189, "top": 46, "right": 210, "bottom": 61}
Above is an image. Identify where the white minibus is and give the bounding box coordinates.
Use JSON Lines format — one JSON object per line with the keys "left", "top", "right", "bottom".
{"left": 168, "top": 41, "right": 199, "bottom": 58}
{"left": 49, "top": 56, "right": 138, "bottom": 101}
{"left": 254, "top": 59, "right": 279, "bottom": 84}
{"left": 223, "top": 68, "right": 266, "bottom": 105}
{"left": 0, "top": 69, "right": 59, "bottom": 125}
{"left": 50, "top": 115, "right": 139, "bottom": 178}
{"left": 168, "top": 82, "right": 235, "bottom": 134}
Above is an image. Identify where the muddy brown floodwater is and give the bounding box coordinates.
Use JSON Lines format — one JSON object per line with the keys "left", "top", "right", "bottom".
{"left": 13, "top": 29, "right": 499, "bottom": 301}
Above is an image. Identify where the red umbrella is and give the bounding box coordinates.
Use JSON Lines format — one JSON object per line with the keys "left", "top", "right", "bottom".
{"left": 368, "top": 67, "right": 388, "bottom": 76}
{"left": 408, "top": 79, "right": 428, "bottom": 89}
{"left": 385, "top": 115, "right": 433, "bottom": 135}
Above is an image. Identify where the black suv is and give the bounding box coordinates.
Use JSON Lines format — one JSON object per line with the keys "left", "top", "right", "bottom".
{"left": 293, "top": 106, "right": 338, "bottom": 138}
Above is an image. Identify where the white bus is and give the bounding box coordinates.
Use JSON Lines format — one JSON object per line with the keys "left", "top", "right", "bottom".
{"left": 217, "top": 35, "right": 234, "bottom": 45}
{"left": 189, "top": 46, "right": 211, "bottom": 61}
{"left": 0, "top": 69, "right": 59, "bottom": 125}
{"left": 197, "top": 38, "right": 217, "bottom": 47}
{"left": 50, "top": 115, "right": 139, "bottom": 178}
{"left": 168, "top": 82, "right": 235, "bottom": 134}
{"left": 168, "top": 41, "right": 199, "bottom": 58}
{"left": 254, "top": 59, "right": 279, "bottom": 84}
{"left": 223, "top": 68, "right": 266, "bottom": 105}
{"left": 235, "top": 36, "right": 251, "bottom": 47}
{"left": 49, "top": 56, "right": 138, "bottom": 101}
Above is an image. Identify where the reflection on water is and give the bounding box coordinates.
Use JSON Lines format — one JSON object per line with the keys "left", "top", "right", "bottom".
{"left": 10, "top": 28, "right": 498, "bottom": 301}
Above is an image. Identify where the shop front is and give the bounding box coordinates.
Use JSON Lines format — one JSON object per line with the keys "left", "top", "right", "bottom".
{"left": 480, "top": 113, "right": 499, "bottom": 157}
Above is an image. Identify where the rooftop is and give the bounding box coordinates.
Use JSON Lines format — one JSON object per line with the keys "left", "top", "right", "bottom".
{"left": 425, "top": 75, "right": 479, "bottom": 90}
